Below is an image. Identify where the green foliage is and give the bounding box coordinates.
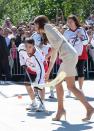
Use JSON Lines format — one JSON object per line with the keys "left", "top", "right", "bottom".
{"left": 0, "top": 0, "right": 94, "bottom": 25}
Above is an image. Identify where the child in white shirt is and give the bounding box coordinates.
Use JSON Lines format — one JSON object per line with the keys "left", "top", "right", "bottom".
{"left": 18, "top": 39, "right": 46, "bottom": 111}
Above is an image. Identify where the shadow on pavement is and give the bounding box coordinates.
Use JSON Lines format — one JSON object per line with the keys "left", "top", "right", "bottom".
{"left": 27, "top": 110, "right": 55, "bottom": 119}
{"left": 52, "top": 121, "right": 94, "bottom": 131}
{"left": 66, "top": 96, "right": 94, "bottom": 102}
{"left": 45, "top": 98, "right": 57, "bottom": 102}
{"left": 86, "top": 96, "right": 94, "bottom": 101}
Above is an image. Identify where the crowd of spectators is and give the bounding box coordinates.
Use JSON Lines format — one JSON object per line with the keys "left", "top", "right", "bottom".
{"left": 0, "top": 14, "right": 94, "bottom": 82}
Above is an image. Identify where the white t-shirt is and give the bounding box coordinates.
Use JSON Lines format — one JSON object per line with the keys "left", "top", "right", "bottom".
{"left": 18, "top": 44, "right": 45, "bottom": 84}
{"left": 18, "top": 43, "right": 27, "bottom": 66}
{"left": 91, "top": 34, "right": 94, "bottom": 47}
{"left": 64, "top": 27, "right": 89, "bottom": 45}
{"left": 64, "top": 27, "right": 89, "bottom": 56}
{"left": 41, "top": 43, "right": 51, "bottom": 56}
{"left": 31, "top": 32, "right": 42, "bottom": 47}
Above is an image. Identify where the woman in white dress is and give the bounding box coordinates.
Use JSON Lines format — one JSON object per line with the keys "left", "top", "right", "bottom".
{"left": 34, "top": 15, "right": 94, "bottom": 121}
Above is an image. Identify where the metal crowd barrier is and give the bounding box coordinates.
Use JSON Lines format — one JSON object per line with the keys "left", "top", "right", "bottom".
{"left": 9, "top": 48, "right": 94, "bottom": 79}
{"left": 9, "top": 48, "right": 24, "bottom": 76}
{"left": 86, "top": 57, "right": 94, "bottom": 79}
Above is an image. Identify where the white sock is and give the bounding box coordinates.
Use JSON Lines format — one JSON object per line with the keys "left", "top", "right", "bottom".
{"left": 68, "top": 90, "right": 71, "bottom": 96}
{"left": 50, "top": 89, "right": 54, "bottom": 95}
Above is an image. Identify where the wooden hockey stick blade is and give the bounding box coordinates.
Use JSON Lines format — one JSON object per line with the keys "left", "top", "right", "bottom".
{"left": 48, "top": 71, "right": 66, "bottom": 88}
{"left": 31, "top": 71, "right": 66, "bottom": 89}
{"left": 0, "top": 71, "right": 66, "bottom": 90}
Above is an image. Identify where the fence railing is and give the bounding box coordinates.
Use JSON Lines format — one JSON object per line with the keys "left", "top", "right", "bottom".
{"left": 9, "top": 48, "right": 94, "bottom": 79}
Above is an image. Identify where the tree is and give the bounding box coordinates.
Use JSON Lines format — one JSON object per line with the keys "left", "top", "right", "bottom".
{"left": 0, "top": 0, "right": 94, "bottom": 25}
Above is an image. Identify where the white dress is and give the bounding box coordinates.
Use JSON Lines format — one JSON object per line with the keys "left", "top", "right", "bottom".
{"left": 44, "top": 24, "right": 78, "bottom": 77}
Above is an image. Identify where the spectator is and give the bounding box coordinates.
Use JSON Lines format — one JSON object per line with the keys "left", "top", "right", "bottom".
{"left": 24, "top": 31, "right": 31, "bottom": 38}
{"left": 0, "top": 27, "right": 11, "bottom": 81}
{"left": 2, "top": 17, "right": 13, "bottom": 29}
{"left": 11, "top": 26, "right": 17, "bottom": 37}
{"left": 86, "top": 14, "right": 94, "bottom": 26}
{"left": 88, "top": 30, "right": 94, "bottom": 62}
{"left": 15, "top": 27, "right": 25, "bottom": 47}
{"left": 9, "top": 37, "right": 17, "bottom": 75}
{"left": 3, "top": 27, "right": 12, "bottom": 48}
{"left": 0, "top": 27, "right": 3, "bottom": 36}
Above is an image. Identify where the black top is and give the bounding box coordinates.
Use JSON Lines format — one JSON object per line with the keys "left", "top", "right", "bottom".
{"left": 0, "top": 35, "right": 9, "bottom": 60}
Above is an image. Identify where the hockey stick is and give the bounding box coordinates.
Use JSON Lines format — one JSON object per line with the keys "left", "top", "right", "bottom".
{"left": 30, "top": 71, "right": 66, "bottom": 89}
{"left": 19, "top": 71, "right": 66, "bottom": 90}
{"left": 25, "top": 70, "right": 44, "bottom": 105}
{"left": 0, "top": 71, "right": 66, "bottom": 89}
{"left": 26, "top": 70, "right": 49, "bottom": 113}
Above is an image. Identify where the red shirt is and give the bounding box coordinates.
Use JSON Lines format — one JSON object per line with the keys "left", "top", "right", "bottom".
{"left": 26, "top": 67, "right": 36, "bottom": 75}
{"left": 79, "top": 45, "right": 88, "bottom": 60}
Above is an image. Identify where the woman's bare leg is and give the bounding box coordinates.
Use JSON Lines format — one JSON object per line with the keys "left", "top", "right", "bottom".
{"left": 65, "top": 76, "right": 94, "bottom": 120}
{"left": 52, "top": 82, "right": 66, "bottom": 120}
{"left": 56, "top": 82, "right": 64, "bottom": 110}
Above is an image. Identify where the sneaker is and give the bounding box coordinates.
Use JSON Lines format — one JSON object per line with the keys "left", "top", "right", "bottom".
{"left": 36, "top": 103, "right": 46, "bottom": 112}
{"left": 49, "top": 90, "right": 55, "bottom": 99}
{"left": 26, "top": 102, "right": 38, "bottom": 110}
{"left": 49, "top": 95, "right": 55, "bottom": 99}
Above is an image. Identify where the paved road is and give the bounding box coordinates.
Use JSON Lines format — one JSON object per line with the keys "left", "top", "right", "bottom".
{"left": 0, "top": 81, "right": 94, "bottom": 131}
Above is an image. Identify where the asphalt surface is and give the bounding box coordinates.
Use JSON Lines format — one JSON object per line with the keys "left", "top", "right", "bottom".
{"left": 0, "top": 80, "right": 94, "bottom": 131}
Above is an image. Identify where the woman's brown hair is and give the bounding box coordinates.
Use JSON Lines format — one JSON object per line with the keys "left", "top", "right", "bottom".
{"left": 34, "top": 15, "right": 49, "bottom": 29}
{"left": 41, "top": 33, "right": 49, "bottom": 45}
{"left": 67, "top": 15, "right": 81, "bottom": 27}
